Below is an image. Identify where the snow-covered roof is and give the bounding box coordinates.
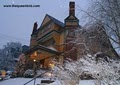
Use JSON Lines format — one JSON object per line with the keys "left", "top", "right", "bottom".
{"left": 48, "top": 46, "right": 57, "bottom": 51}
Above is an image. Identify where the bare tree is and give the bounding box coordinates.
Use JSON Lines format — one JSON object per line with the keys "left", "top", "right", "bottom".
{"left": 78, "top": 0, "right": 120, "bottom": 56}
{"left": 0, "top": 42, "right": 22, "bottom": 70}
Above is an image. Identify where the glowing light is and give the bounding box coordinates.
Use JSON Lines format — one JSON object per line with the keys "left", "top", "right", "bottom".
{"left": 34, "top": 52, "right": 37, "bottom": 56}
{"left": 48, "top": 73, "right": 52, "bottom": 77}
{"left": 49, "top": 63, "right": 54, "bottom": 68}
{"left": 33, "top": 59, "right": 36, "bottom": 62}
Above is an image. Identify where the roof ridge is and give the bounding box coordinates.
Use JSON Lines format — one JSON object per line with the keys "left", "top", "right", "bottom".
{"left": 46, "top": 14, "right": 64, "bottom": 27}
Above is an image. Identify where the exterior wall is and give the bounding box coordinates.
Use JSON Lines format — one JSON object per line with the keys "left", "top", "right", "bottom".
{"left": 64, "top": 20, "right": 79, "bottom": 60}
{"left": 64, "top": 28, "right": 78, "bottom": 60}
{"left": 59, "top": 31, "right": 65, "bottom": 52}
{"left": 41, "top": 16, "right": 51, "bottom": 27}
{"left": 30, "top": 34, "right": 38, "bottom": 48}
{"left": 37, "top": 22, "right": 54, "bottom": 40}
{"left": 28, "top": 20, "right": 64, "bottom": 69}
{"left": 65, "top": 22, "right": 78, "bottom": 26}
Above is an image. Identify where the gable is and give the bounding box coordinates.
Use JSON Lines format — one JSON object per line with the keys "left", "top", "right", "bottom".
{"left": 68, "top": 15, "right": 76, "bottom": 19}
{"left": 65, "top": 15, "right": 78, "bottom": 20}
{"left": 40, "top": 14, "right": 64, "bottom": 30}
{"left": 41, "top": 15, "right": 51, "bottom": 27}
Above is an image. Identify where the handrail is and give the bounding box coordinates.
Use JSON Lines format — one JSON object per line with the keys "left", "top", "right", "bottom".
{"left": 23, "top": 70, "right": 49, "bottom": 85}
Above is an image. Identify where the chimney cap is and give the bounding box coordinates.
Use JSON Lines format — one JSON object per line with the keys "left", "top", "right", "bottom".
{"left": 32, "top": 22, "right": 38, "bottom": 34}
{"left": 70, "top": 1, "right": 75, "bottom": 3}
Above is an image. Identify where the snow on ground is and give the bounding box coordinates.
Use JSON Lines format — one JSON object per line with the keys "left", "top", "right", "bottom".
{"left": 79, "top": 80, "right": 95, "bottom": 85}
{"left": 0, "top": 78, "right": 42, "bottom": 85}
{"left": 0, "top": 78, "right": 95, "bottom": 85}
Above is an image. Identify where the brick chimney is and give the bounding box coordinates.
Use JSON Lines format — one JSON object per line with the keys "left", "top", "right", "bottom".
{"left": 32, "top": 22, "right": 38, "bottom": 34}
{"left": 30, "top": 22, "right": 38, "bottom": 48}
{"left": 69, "top": 1, "right": 75, "bottom": 16}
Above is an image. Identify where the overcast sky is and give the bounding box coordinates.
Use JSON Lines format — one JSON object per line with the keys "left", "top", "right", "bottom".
{"left": 0, "top": 0, "right": 89, "bottom": 48}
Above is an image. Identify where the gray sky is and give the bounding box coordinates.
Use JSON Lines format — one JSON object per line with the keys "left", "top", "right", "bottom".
{"left": 0, "top": 0, "right": 89, "bottom": 48}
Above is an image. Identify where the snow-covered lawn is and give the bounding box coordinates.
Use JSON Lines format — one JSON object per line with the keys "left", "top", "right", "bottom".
{"left": 0, "top": 78, "right": 96, "bottom": 85}
{"left": 0, "top": 78, "right": 39, "bottom": 85}
{"left": 80, "top": 80, "right": 95, "bottom": 85}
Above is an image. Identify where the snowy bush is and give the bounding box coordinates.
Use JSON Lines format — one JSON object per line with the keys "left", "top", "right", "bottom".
{"left": 53, "top": 53, "right": 120, "bottom": 85}
{"left": 79, "top": 54, "right": 120, "bottom": 85}
{"left": 24, "top": 69, "right": 34, "bottom": 78}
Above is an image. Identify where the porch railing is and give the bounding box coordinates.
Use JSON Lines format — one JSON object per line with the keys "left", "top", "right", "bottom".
{"left": 23, "top": 70, "right": 49, "bottom": 85}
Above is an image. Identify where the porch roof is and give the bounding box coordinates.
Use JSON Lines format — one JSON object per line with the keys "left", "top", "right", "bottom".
{"left": 24, "top": 45, "right": 61, "bottom": 55}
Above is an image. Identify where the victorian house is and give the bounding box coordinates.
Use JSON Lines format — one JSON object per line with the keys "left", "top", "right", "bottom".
{"left": 24, "top": 1, "right": 118, "bottom": 70}
{"left": 24, "top": 2, "right": 80, "bottom": 69}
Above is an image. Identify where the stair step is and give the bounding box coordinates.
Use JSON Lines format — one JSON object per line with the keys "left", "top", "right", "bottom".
{"left": 41, "top": 80, "right": 54, "bottom": 84}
